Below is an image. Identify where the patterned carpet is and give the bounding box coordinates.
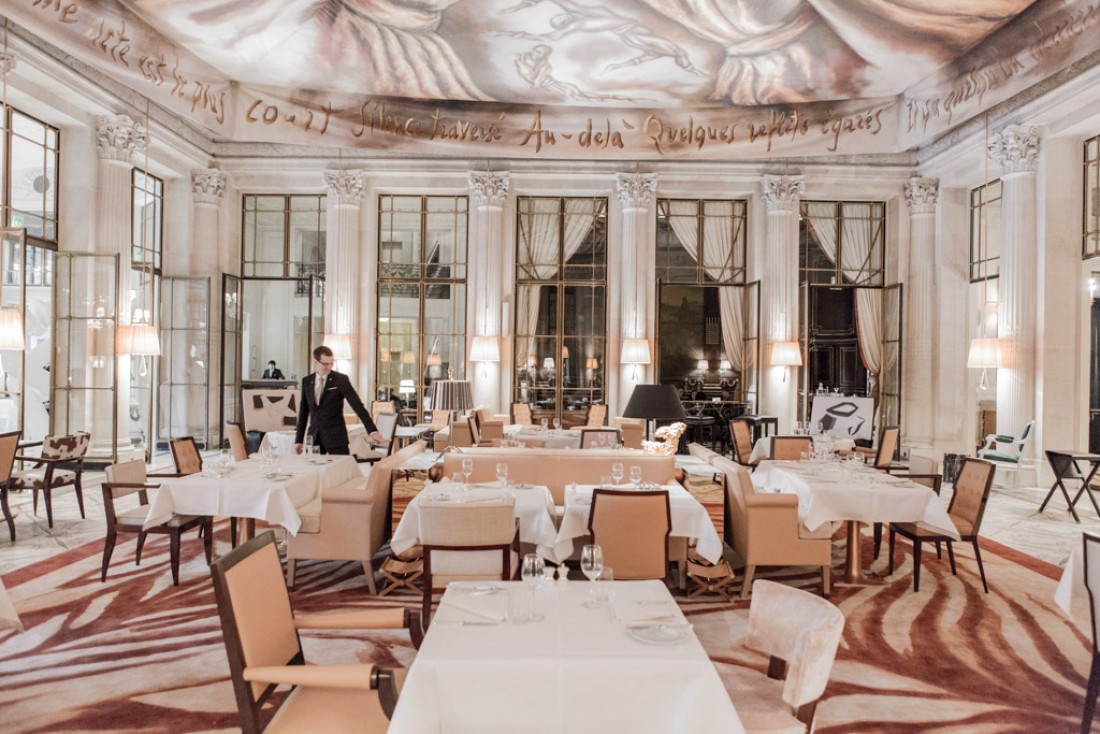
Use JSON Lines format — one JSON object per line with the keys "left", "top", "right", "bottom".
{"left": 0, "top": 523, "right": 1091, "bottom": 734}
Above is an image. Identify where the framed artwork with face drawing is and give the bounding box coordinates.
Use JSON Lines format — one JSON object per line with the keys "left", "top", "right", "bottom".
{"left": 808, "top": 395, "right": 873, "bottom": 442}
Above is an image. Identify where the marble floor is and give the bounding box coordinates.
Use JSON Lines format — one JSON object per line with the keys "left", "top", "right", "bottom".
{"left": 0, "top": 458, "right": 1096, "bottom": 576}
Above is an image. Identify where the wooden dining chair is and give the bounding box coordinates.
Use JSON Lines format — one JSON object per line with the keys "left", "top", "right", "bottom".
{"left": 225, "top": 422, "right": 250, "bottom": 462}
{"left": 211, "top": 532, "right": 421, "bottom": 733}
{"left": 872, "top": 455, "right": 941, "bottom": 560}
{"left": 856, "top": 425, "right": 901, "bottom": 469}
{"left": 11, "top": 431, "right": 91, "bottom": 528}
{"left": 170, "top": 436, "right": 203, "bottom": 476}
{"left": 586, "top": 404, "right": 607, "bottom": 426}
{"left": 101, "top": 459, "right": 212, "bottom": 585}
{"left": 615, "top": 417, "right": 644, "bottom": 449}
{"left": 357, "top": 412, "right": 401, "bottom": 464}
{"left": 0, "top": 430, "right": 21, "bottom": 541}
{"left": 1081, "top": 531, "right": 1100, "bottom": 734}
{"left": 579, "top": 427, "right": 621, "bottom": 449}
{"left": 511, "top": 402, "right": 533, "bottom": 426}
{"left": 772, "top": 436, "right": 812, "bottom": 461}
{"left": 588, "top": 489, "right": 671, "bottom": 581}
{"left": 888, "top": 458, "right": 995, "bottom": 592}
{"left": 729, "top": 419, "right": 756, "bottom": 467}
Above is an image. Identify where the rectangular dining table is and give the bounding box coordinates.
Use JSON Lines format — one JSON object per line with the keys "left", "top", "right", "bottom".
{"left": 388, "top": 579, "right": 744, "bottom": 734}
{"left": 142, "top": 454, "right": 362, "bottom": 536}
{"left": 751, "top": 459, "right": 958, "bottom": 585}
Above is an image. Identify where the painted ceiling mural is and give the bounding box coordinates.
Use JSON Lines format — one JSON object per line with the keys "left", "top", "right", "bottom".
{"left": 3, "top": 0, "right": 1099, "bottom": 160}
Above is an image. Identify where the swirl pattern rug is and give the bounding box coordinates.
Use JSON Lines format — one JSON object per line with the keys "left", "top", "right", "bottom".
{"left": 0, "top": 527, "right": 1091, "bottom": 733}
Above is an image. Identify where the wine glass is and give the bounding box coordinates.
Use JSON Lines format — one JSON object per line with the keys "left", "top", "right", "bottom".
{"left": 302, "top": 434, "right": 313, "bottom": 455}
{"left": 629, "top": 466, "right": 642, "bottom": 487}
{"left": 611, "top": 463, "right": 624, "bottom": 486}
{"left": 580, "top": 544, "right": 604, "bottom": 608}
{"left": 495, "top": 462, "right": 509, "bottom": 489}
{"left": 540, "top": 417, "right": 549, "bottom": 433}
{"left": 521, "top": 554, "right": 546, "bottom": 622}
{"left": 553, "top": 417, "right": 561, "bottom": 431}
{"left": 461, "top": 458, "right": 474, "bottom": 485}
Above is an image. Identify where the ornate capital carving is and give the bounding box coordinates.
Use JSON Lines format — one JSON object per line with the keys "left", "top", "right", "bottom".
{"left": 988, "top": 124, "right": 1040, "bottom": 174}
{"left": 323, "top": 169, "right": 368, "bottom": 206}
{"left": 904, "top": 177, "right": 939, "bottom": 214}
{"left": 95, "top": 115, "right": 145, "bottom": 162}
{"left": 616, "top": 172, "right": 657, "bottom": 213}
{"left": 191, "top": 169, "right": 227, "bottom": 206}
{"left": 468, "top": 171, "right": 510, "bottom": 209}
{"left": 0, "top": 51, "right": 16, "bottom": 76}
{"left": 762, "top": 175, "right": 805, "bottom": 212}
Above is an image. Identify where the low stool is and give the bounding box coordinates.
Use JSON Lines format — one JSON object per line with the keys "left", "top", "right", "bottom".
{"left": 685, "top": 548, "right": 736, "bottom": 601}
{"left": 378, "top": 546, "right": 423, "bottom": 596}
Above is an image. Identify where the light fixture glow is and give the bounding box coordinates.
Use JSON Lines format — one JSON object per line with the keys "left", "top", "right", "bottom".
{"left": 324, "top": 333, "right": 352, "bottom": 361}
{"left": 696, "top": 359, "right": 709, "bottom": 372}
{"left": 470, "top": 336, "right": 500, "bottom": 362}
{"left": 118, "top": 323, "right": 161, "bottom": 356}
{"left": 0, "top": 309, "right": 24, "bottom": 351}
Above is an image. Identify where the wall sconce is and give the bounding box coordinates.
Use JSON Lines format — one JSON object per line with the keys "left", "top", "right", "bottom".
{"left": 0, "top": 308, "right": 24, "bottom": 393}
{"left": 719, "top": 359, "right": 731, "bottom": 372}
{"left": 380, "top": 350, "right": 391, "bottom": 363}
{"left": 967, "top": 336, "right": 1002, "bottom": 391}
{"left": 426, "top": 353, "right": 443, "bottom": 367}
{"left": 621, "top": 338, "right": 651, "bottom": 380}
{"left": 118, "top": 323, "right": 161, "bottom": 380}
{"left": 696, "top": 359, "right": 709, "bottom": 374}
{"left": 561, "top": 345, "right": 570, "bottom": 359}
{"left": 470, "top": 336, "right": 500, "bottom": 377}
{"left": 585, "top": 357, "right": 599, "bottom": 370}
{"left": 769, "top": 341, "right": 802, "bottom": 383}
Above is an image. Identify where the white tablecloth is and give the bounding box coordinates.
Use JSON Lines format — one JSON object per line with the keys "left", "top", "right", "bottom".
{"left": 389, "top": 580, "right": 744, "bottom": 734}
{"left": 0, "top": 575, "right": 22, "bottom": 632}
{"left": 748, "top": 436, "right": 855, "bottom": 464}
{"left": 391, "top": 482, "right": 559, "bottom": 558}
{"left": 506, "top": 426, "right": 582, "bottom": 449}
{"left": 261, "top": 424, "right": 374, "bottom": 457}
{"left": 142, "top": 455, "right": 361, "bottom": 535}
{"left": 552, "top": 483, "right": 724, "bottom": 565}
{"left": 751, "top": 460, "right": 958, "bottom": 538}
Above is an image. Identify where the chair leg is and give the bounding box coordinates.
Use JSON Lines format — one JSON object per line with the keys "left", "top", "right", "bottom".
{"left": 972, "top": 537, "right": 989, "bottom": 593}
{"left": 739, "top": 565, "right": 756, "bottom": 599}
{"left": 872, "top": 521, "right": 882, "bottom": 560}
{"left": 888, "top": 527, "right": 897, "bottom": 575}
{"left": 42, "top": 487, "right": 54, "bottom": 528}
{"left": 169, "top": 530, "right": 181, "bottom": 586}
{"left": 202, "top": 519, "right": 213, "bottom": 564}
{"left": 0, "top": 487, "right": 14, "bottom": 541}
{"left": 135, "top": 532, "right": 148, "bottom": 565}
{"left": 286, "top": 558, "right": 297, "bottom": 588}
{"left": 935, "top": 541, "right": 942, "bottom": 559}
{"left": 946, "top": 541, "right": 957, "bottom": 575}
{"left": 230, "top": 518, "right": 238, "bottom": 548}
{"left": 101, "top": 529, "right": 117, "bottom": 582}
{"left": 362, "top": 560, "right": 378, "bottom": 595}
{"left": 1082, "top": 650, "right": 1100, "bottom": 734}
{"left": 912, "top": 539, "right": 923, "bottom": 592}
{"left": 73, "top": 476, "right": 86, "bottom": 519}
{"left": 821, "top": 566, "right": 831, "bottom": 596}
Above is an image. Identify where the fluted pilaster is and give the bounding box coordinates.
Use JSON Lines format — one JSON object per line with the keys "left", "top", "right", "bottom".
{"left": 761, "top": 175, "right": 804, "bottom": 430}
{"left": 904, "top": 177, "right": 938, "bottom": 447}
{"left": 617, "top": 173, "right": 658, "bottom": 411}
{"left": 187, "top": 168, "right": 226, "bottom": 445}
{"left": 468, "top": 172, "right": 510, "bottom": 410}
{"left": 324, "top": 170, "right": 368, "bottom": 342}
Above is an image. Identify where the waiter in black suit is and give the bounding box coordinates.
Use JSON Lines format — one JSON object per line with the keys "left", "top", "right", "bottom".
{"left": 295, "top": 345, "right": 382, "bottom": 454}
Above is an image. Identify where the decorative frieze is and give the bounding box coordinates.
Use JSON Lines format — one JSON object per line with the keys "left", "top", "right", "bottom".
{"left": 95, "top": 114, "right": 144, "bottom": 162}
{"left": 762, "top": 175, "right": 805, "bottom": 212}
{"left": 191, "top": 169, "right": 227, "bottom": 206}
{"left": 323, "top": 169, "right": 368, "bottom": 206}
{"left": 616, "top": 172, "right": 657, "bottom": 213}
{"left": 904, "top": 177, "right": 939, "bottom": 215}
{"left": 468, "top": 171, "right": 510, "bottom": 209}
{"left": 988, "top": 125, "right": 1041, "bottom": 175}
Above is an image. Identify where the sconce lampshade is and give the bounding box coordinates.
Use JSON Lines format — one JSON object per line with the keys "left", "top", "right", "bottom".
{"left": 119, "top": 323, "right": 161, "bottom": 356}
{"left": 470, "top": 336, "right": 500, "bottom": 362}
{"left": 621, "top": 338, "right": 652, "bottom": 365}
{"left": 398, "top": 378, "right": 416, "bottom": 395}
{"left": 561, "top": 345, "right": 570, "bottom": 359}
{"left": 967, "top": 337, "right": 1003, "bottom": 369}
{"left": 0, "top": 309, "right": 25, "bottom": 350}
{"left": 426, "top": 352, "right": 443, "bottom": 367}
{"left": 325, "top": 333, "right": 352, "bottom": 361}
{"left": 401, "top": 351, "right": 416, "bottom": 364}
{"left": 696, "top": 359, "right": 709, "bottom": 372}
{"left": 543, "top": 357, "right": 555, "bottom": 371}
{"left": 380, "top": 350, "right": 392, "bottom": 363}
{"left": 769, "top": 341, "right": 802, "bottom": 367}
{"left": 719, "top": 359, "right": 731, "bottom": 371}
{"left": 585, "top": 357, "right": 599, "bottom": 370}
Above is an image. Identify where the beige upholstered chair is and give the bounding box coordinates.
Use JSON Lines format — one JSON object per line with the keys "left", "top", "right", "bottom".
{"left": 0, "top": 430, "right": 20, "bottom": 541}
{"left": 586, "top": 404, "right": 607, "bottom": 426}
{"left": 102, "top": 460, "right": 212, "bottom": 585}
{"left": 872, "top": 455, "right": 940, "bottom": 560}
{"left": 888, "top": 457, "right": 995, "bottom": 592}
{"left": 588, "top": 489, "right": 671, "bottom": 580}
{"left": 420, "top": 498, "right": 519, "bottom": 623}
{"left": 211, "top": 532, "right": 421, "bottom": 734}
{"left": 717, "top": 579, "right": 845, "bottom": 733}
{"left": 286, "top": 441, "right": 428, "bottom": 594}
{"left": 854, "top": 425, "right": 901, "bottom": 469}
{"left": 771, "top": 436, "right": 812, "bottom": 461}
{"left": 226, "top": 422, "right": 250, "bottom": 461}
{"left": 466, "top": 416, "right": 502, "bottom": 448}
{"left": 579, "top": 427, "right": 621, "bottom": 449}
{"left": 615, "top": 418, "right": 644, "bottom": 449}
{"left": 356, "top": 412, "right": 400, "bottom": 464}
{"left": 11, "top": 431, "right": 91, "bottom": 528}
{"left": 715, "top": 457, "right": 833, "bottom": 598}
{"left": 475, "top": 408, "right": 506, "bottom": 442}
{"left": 730, "top": 419, "right": 756, "bottom": 468}
{"left": 371, "top": 400, "right": 398, "bottom": 421}
{"left": 512, "top": 403, "right": 533, "bottom": 426}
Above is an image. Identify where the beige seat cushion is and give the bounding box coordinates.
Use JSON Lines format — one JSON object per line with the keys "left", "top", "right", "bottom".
{"left": 10, "top": 468, "right": 76, "bottom": 489}
{"left": 717, "top": 659, "right": 807, "bottom": 734}
{"left": 263, "top": 681, "right": 391, "bottom": 733}
{"left": 429, "top": 549, "right": 519, "bottom": 588}
{"left": 798, "top": 520, "right": 841, "bottom": 540}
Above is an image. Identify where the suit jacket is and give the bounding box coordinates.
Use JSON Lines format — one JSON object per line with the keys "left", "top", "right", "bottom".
{"left": 295, "top": 371, "right": 377, "bottom": 449}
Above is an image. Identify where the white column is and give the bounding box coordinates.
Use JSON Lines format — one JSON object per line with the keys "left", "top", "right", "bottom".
{"left": 191, "top": 168, "right": 227, "bottom": 444}
{"left": 616, "top": 172, "right": 658, "bottom": 413}
{"left": 903, "top": 177, "right": 938, "bottom": 448}
{"left": 761, "top": 175, "right": 804, "bottom": 430}
{"left": 323, "top": 169, "right": 367, "bottom": 366}
{"left": 468, "top": 171, "right": 509, "bottom": 412}
{"left": 92, "top": 114, "right": 144, "bottom": 460}
{"left": 988, "top": 125, "right": 1040, "bottom": 457}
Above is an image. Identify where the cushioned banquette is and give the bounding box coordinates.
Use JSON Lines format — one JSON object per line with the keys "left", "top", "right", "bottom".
{"left": 441, "top": 448, "right": 675, "bottom": 505}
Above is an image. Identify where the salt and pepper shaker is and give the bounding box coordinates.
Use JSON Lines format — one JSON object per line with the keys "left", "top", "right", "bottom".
{"left": 557, "top": 565, "right": 569, "bottom": 584}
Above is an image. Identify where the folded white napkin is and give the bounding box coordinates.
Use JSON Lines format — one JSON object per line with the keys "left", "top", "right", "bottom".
{"left": 439, "top": 590, "right": 507, "bottom": 623}
{"left": 610, "top": 597, "right": 684, "bottom": 627}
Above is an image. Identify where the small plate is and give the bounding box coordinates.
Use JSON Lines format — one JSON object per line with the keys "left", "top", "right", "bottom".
{"left": 572, "top": 495, "right": 592, "bottom": 506}
{"left": 264, "top": 472, "right": 293, "bottom": 481}
{"left": 628, "top": 624, "right": 692, "bottom": 645}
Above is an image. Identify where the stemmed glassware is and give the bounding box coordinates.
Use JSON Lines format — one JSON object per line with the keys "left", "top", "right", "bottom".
{"left": 495, "top": 462, "right": 509, "bottom": 489}
{"left": 540, "top": 417, "right": 549, "bottom": 433}
{"left": 580, "top": 544, "right": 604, "bottom": 608}
{"left": 553, "top": 417, "right": 561, "bottom": 431}
{"left": 461, "top": 458, "right": 474, "bottom": 485}
{"left": 520, "top": 554, "right": 546, "bottom": 622}
{"left": 629, "top": 466, "right": 642, "bottom": 488}
{"left": 611, "top": 463, "right": 624, "bottom": 486}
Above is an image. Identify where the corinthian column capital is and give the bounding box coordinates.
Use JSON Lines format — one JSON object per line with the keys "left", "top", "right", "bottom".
{"left": 904, "top": 177, "right": 939, "bottom": 214}
{"left": 323, "top": 169, "right": 368, "bottom": 206}
{"left": 988, "top": 125, "right": 1041, "bottom": 175}
{"left": 191, "top": 169, "right": 227, "bottom": 206}
{"left": 616, "top": 172, "right": 658, "bottom": 213}
{"left": 96, "top": 114, "right": 145, "bottom": 162}
{"left": 762, "top": 175, "right": 805, "bottom": 213}
{"left": 468, "top": 171, "right": 510, "bottom": 210}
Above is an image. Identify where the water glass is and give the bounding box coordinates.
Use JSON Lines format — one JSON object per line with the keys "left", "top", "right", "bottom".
{"left": 580, "top": 544, "right": 604, "bottom": 608}
{"left": 629, "top": 466, "right": 642, "bottom": 487}
{"left": 507, "top": 587, "right": 533, "bottom": 624}
{"left": 540, "top": 417, "right": 549, "bottom": 433}
{"left": 600, "top": 475, "right": 612, "bottom": 487}
{"left": 302, "top": 435, "right": 314, "bottom": 454}
{"left": 495, "top": 462, "right": 509, "bottom": 488}
{"left": 461, "top": 458, "right": 474, "bottom": 485}
{"left": 553, "top": 418, "right": 561, "bottom": 431}
{"left": 593, "top": 568, "right": 615, "bottom": 607}
{"left": 611, "top": 463, "right": 624, "bottom": 486}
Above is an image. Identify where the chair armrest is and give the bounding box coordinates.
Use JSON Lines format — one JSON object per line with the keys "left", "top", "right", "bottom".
{"left": 321, "top": 484, "right": 373, "bottom": 503}
{"left": 13, "top": 454, "right": 51, "bottom": 465}
{"left": 243, "top": 663, "right": 377, "bottom": 690}
{"left": 993, "top": 434, "right": 1016, "bottom": 443}
{"left": 148, "top": 471, "right": 187, "bottom": 478}
{"left": 294, "top": 607, "right": 407, "bottom": 631}
{"left": 103, "top": 482, "right": 162, "bottom": 491}
{"left": 745, "top": 493, "right": 799, "bottom": 509}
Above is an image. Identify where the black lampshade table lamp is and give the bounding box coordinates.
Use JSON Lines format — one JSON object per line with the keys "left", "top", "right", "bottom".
{"left": 622, "top": 384, "right": 687, "bottom": 441}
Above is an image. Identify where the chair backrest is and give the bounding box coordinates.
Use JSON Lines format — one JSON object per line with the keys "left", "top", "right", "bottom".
{"left": 907, "top": 455, "right": 938, "bottom": 475}
{"left": 0, "top": 430, "right": 20, "bottom": 484}
{"left": 366, "top": 441, "right": 427, "bottom": 554}
{"left": 873, "top": 426, "right": 900, "bottom": 468}
{"left": 419, "top": 499, "right": 517, "bottom": 547}
{"left": 428, "top": 410, "right": 450, "bottom": 430}
{"left": 371, "top": 400, "right": 397, "bottom": 420}
{"left": 105, "top": 459, "right": 149, "bottom": 491}
{"left": 1019, "top": 420, "right": 1034, "bottom": 444}
{"left": 948, "top": 458, "right": 995, "bottom": 534}
{"left": 772, "top": 436, "right": 812, "bottom": 461}
{"left": 714, "top": 457, "right": 754, "bottom": 556}
{"left": 42, "top": 431, "right": 91, "bottom": 461}
{"left": 1083, "top": 532, "right": 1100, "bottom": 652}
{"left": 210, "top": 532, "right": 303, "bottom": 734}
{"left": 615, "top": 418, "right": 644, "bottom": 449}
{"left": 170, "top": 437, "right": 203, "bottom": 475}
{"left": 467, "top": 416, "right": 482, "bottom": 446}
{"left": 375, "top": 412, "right": 400, "bottom": 454}
{"left": 747, "top": 579, "right": 845, "bottom": 716}
{"left": 730, "top": 419, "right": 753, "bottom": 463}
{"left": 579, "top": 427, "right": 621, "bottom": 449}
{"left": 225, "top": 422, "right": 249, "bottom": 462}
{"left": 588, "top": 489, "right": 671, "bottom": 580}
{"left": 512, "top": 403, "right": 533, "bottom": 426}
{"left": 586, "top": 404, "right": 607, "bottom": 427}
